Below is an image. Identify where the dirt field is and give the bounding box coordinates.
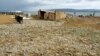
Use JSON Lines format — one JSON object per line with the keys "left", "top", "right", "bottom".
{"left": 0, "top": 15, "right": 100, "bottom": 56}
{"left": 64, "top": 16, "right": 100, "bottom": 30}
{"left": 0, "top": 15, "right": 15, "bottom": 24}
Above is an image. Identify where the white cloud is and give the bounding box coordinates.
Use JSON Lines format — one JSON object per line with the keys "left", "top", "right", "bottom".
{"left": 0, "top": 0, "right": 100, "bottom": 11}
{"left": 26, "top": 0, "right": 100, "bottom": 10}
{"left": 25, "top": 0, "right": 35, "bottom": 3}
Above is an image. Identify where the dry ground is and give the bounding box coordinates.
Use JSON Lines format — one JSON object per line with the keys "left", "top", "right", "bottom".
{"left": 0, "top": 15, "right": 100, "bottom": 56}
{"left": 64, "top": 16, "right": 100, "bottom": 30}
{"left": 0, "top": 15, "right": 15, "bottom": 24}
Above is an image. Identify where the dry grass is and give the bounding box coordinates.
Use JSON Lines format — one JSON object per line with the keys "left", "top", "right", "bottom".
{"left": 64, "top": 16, "right": 100, "bottom": 30}
{"left": 0, "top": 15, "right": 15, "bottom": 24}
{"left": 0, "top": 16, "right": 100, "bottom": 56}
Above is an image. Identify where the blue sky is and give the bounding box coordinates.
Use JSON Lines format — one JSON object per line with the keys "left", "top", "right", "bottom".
{"left": 0, "top": 0, "right": 100, "bottom": 11}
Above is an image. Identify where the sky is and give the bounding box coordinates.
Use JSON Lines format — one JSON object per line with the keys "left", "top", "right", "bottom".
{"left": 0, "top": 0, "right": 100, "bottom": 11}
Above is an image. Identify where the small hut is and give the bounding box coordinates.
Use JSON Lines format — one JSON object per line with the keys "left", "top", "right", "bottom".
{"left": 38, "top": 10, "right": 66, "bottom": 20}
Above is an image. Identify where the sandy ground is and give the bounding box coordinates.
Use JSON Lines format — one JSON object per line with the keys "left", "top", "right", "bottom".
{"left": 0, "top": 19, "right": 100, "bottom": 56}
{"left": 0, "top": 15, "right": 15, "bottom": 24}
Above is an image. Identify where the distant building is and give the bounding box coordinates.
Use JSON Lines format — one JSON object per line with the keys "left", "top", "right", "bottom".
{"left": 0, "top": 11, "right": 23, "bottom": 15}
{"left": 38, "top": 10, "right": 66, "bottom": 20}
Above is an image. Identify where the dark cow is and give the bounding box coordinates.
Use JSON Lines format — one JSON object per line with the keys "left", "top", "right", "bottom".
{"left": 15, "top": 15, "right": 23, "bottom": 24}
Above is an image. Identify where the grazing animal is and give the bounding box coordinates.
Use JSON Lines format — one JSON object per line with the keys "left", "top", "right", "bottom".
{"left": 15, "top": 15, "right": 23, "bottom": 24}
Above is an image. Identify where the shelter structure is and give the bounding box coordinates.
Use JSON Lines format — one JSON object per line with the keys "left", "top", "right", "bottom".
{"left": 38, "top": 10, "right": 66, "bottom": 20}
